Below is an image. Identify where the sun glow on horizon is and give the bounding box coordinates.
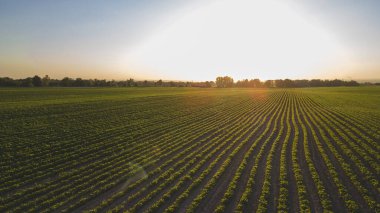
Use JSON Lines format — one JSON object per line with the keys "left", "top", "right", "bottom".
{"left": 121, "top": 0, "right": 350, "bottom": 81}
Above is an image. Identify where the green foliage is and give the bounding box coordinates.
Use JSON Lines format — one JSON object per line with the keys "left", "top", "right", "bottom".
{"left": 0, "top": 87, "right": 379, "bottom": 212}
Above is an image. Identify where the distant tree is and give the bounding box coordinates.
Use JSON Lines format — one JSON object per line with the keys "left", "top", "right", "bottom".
{"left": 216, "top": 76, "right": 234, "bottom": 88}
{"left": 216, "top": 77, "right": 221, "bottom": 87}
{"left": 92, "top": 79, "right": 106, "bottom": 87}
{"left": 236, "top": 79, "right": 248, "bottom": 87}
{"left": 283, "top": 79, "right": 294, "bottom": 88}
{"left": 21, "top": 78, "right": 34, "bottom": 87}
{"left": 252, "top": 79, "right": 262, "bottom": 87}
{"left": 0, "top": 77, "right": 19, "bottom": 86}
{"left": 32, "top": 75, "right": 42, "bottom": 87}
{"left": 127, "top": 78, "right": 135, "bottom": 87}
{"left": 264, "top": 80, "right": 274, "bottom": 88}
{"left": 310, "top": 79, "right": 323, "bottom": 87}
{"left": 235, "top": 78, "right": 262, "bottom": 88}
{"left": 346, "top": 80, "right": 359, "bottom": 86}
{"left": 48, "top": 79, "right": 60, "bottom": 87}
{"left": 294, "top": 79, "right": 309, "bottom": 87}
{"left": 331, "top": 79, "right": 344, "bottom": 87}
{"left": 108, "top": 80, "right": 118, "bottom": 87}
{"left": 169, "top": 81, "right": 175, "bottom": 87}
{"left": 205, "top": 81, "right": 212, "bottom": 88}
{"left": 274, "top": 79, "right": 284, "bottom": 88}
{"left": 156, "top": 79, "right": 163, "bottom": 86}
{"left": 60, "top": 77, "right": 74, "bottom": 87}
{"left": 216, "top": 77, "right": 222, "bottom": 87}
{"left": 73, "top": 78, "right": 85, "bottom": 87}
{"left": 42, "top": 75, "right": 50, "bottom": 87}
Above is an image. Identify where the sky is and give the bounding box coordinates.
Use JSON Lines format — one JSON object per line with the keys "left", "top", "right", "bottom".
{"left": 0, "top": 0, "right": 379, "bottom": 81}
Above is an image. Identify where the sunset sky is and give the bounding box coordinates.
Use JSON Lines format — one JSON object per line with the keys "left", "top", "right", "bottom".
{"left": 1, "top": 0, "right": 379, "bottom": 81}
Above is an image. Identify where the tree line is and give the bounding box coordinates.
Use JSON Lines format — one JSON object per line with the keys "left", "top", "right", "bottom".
{"left": 216, "top": 76, "right": 369, "bottom": 88}
{"left": 0, "top": 75, "right": 376, "bottom": 88}
{"left": 0, "top": 75, "right": 214, "bottom": 88}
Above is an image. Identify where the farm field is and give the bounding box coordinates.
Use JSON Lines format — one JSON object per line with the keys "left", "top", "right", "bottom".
{"left": 0, "top": 87, "right": 379, "bottom": 212}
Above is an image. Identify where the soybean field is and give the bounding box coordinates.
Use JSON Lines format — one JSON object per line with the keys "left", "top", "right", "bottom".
{"left": 0, "top": 87, "right": 379, "bottom": 212}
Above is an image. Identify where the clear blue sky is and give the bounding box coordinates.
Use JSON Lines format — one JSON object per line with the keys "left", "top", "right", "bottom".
{"left": 0, "top": 0, "right": 379, "bottom": 81}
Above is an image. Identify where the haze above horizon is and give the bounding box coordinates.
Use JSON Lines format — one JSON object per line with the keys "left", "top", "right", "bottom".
{"left": 1, "top": 0, "right": 379, "bottom": 81}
